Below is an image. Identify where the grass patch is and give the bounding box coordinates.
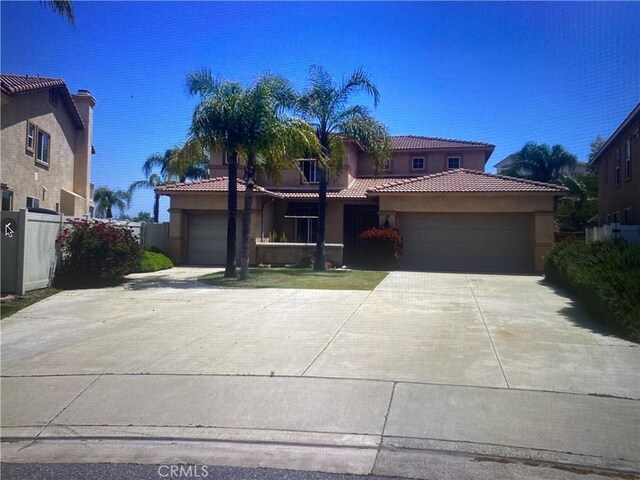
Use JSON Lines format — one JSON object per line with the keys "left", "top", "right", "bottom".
{"left": 199, "top": 268, "right": 388, "bottom": 290}
{"left": 1, "top": 288, "right": 61, "bottom": 319}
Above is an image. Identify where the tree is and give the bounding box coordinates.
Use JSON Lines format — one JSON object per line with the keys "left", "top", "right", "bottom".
{"left": 187, "top": 70, "right": 319, "bottom": 279}
{"left": 588, "top": 135, "right": 607, "bottom": 163}
{"left": 133, "top": 211, "right": 153, "bottom": 223}
{"left": 187, "top": 71, "right": 246, "bottom": 278}
{"left": 295, "top": 65, "right": 392, "bottom": 270}
{"left": 130, "top": 141, "right": 209, "bottom": 223}
{"left": 93, "top": 187, "right": 130, "bottom": 219}
{"left": 507, "top": 142, "right": 578, "bottom": 183}
{"left": 41, "top": 0, "right": 74, "bottom": 24}
{"left": 556, "top": 175, "right": 598, "bottom": 231}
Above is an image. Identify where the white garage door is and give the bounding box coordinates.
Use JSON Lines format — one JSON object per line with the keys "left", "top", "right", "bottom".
{"left": 400, "top": 214, "right": 533, "bottom": 273}
{"left": 188, "top": 212, "right": 240, "bottom": 265}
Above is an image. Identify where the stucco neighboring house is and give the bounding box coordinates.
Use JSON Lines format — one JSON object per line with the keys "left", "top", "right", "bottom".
{"left": 588, "top": 102, "right": 640, "bottom": 226}
{"left": 1, "top": 74, "right": 96, "bottom": 216}
{"left": 157, "top": 135, "right": 566, "bottom": 273}
{"left": 494, "top": 154, "right": 588, "bottom": 176}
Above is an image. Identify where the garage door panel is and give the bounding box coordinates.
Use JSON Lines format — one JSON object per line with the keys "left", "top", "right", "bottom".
{"left": 188, "top": 213, "right": 241, "bottom": 265}
{"left": 400, "top": 214, "right": 533, "bottom": 273}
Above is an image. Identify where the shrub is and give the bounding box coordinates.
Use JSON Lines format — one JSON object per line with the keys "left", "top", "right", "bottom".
{"left": 138, "top": 250, "right": 174, "bottom": 273}
{"left": 55, "top": 219, "right": 143, "bottom": 287}
{"left": 294, "top": 254, "right": 336, "bottom": 270}
{"left": 544, "top": 240, "right": 640, "bottom": 342}
{"left": 359, "top": 227, "right": 403, "bottom": 269}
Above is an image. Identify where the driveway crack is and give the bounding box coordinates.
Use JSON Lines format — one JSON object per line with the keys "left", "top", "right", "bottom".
{"left": 465, "top": 275, "right": 510, "bottom": 388}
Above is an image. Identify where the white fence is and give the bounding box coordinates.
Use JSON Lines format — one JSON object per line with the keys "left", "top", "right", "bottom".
{"left": 585, "top": 224, "right": 640, "bottom": 245}
{"left": 1, "top": 210, "right": 169, "bottom": 295}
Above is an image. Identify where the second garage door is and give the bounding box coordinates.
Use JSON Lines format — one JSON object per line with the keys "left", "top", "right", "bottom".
{"left": 188, "top": 212, "right": 241, "bottom": 265}
{"left": 399, "top": 213, "right": 533, "bottom": 273}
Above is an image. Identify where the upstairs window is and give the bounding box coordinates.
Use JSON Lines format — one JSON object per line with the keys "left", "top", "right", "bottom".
{"left": 2, "top": 189, "right": 12, "bottom": 211}
{"left": 36, "top": 129, "right": 50, "bottom": 165}
{"left": 625, "top": 138, "right": 632, "bottom": 180}
{"left": 300, "top": 159, "right": 318, "bottom": 183}
{"left": 49, "top": 88, "right": 59, "bottom": 107}
{"left": 26, "top": 122, "right": 35, "bottom": 153}
{"left": 448, "top": 157, "right": 461, "bottom": 169}
{"left": 615, "top": 148, "right": 621, "bottom": 186}
{"left": 26, "top": 196, "right": 40, "bottom": 209}
{"left": 412, "top": 157, "right": 425, "bottom": 170}
{"left": 382, "top": 159, "right": 391, "bottom": 171}
{"left": 603, "top": 158, "right": 608, "bottom": 183}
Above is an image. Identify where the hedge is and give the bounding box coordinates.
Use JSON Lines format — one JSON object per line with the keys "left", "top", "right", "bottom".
{"left": 544, "top": 240, "right": 640, "bottom": 342}
{"left": 137, "top": 250, "right": 174, "bottom": 273}
{"left": 359, "top": 227, "right": 403, "bottom": 269}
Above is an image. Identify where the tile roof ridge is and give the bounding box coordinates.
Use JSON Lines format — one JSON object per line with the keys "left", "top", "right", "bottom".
{"left": 391, "top": 134, "right": 494, "bottom": 147}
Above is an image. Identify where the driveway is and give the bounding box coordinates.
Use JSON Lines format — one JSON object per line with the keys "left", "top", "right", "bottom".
{"left": 2, "top": 268, "right": 639, "bottom": 478}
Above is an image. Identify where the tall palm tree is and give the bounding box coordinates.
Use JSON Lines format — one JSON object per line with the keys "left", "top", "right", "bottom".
{"left": 296, "top": 65, "right": 392, "bottom": 270}
{"left": 41, "top": 0, "right": 75, "bottom": 24}
{"left": 93, "top": 187, "right": 130, "bottom": 219}
{"left": 507, "top": 142, "right": 578, "bottom": 183}
{"left": 131, "top": 140, "right": 209, "bottom": 223}
{"left": 187, "top": 71, "right": 246, "bottom": 278}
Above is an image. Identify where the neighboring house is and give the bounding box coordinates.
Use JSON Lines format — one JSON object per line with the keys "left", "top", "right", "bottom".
{"left": 588, "top": 102, "right": 640, "bottom": 226}
{"left": 1, "top": 74, "right": 96, "bottom": 216}
{"left": 494, "top": 154, "right": 588, "bottom": 176}
{"left": 157, "top": 135, "right": 566, "bottom": 273}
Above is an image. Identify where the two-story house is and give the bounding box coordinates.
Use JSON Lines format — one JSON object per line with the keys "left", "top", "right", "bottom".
{"left": 157, "top": 135, "right": 566, "bottom": 273}
{"left": 1, "top": 74, "right": 96, "bottom": 216}
{"left": 588, "top": 103, "right": 640, "bottom": 226}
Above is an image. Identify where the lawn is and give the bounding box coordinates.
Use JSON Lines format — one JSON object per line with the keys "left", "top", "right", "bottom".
{"left": 199, "top": 268, "right": 388, "bottom": 290}
{"left": 1, "top": 288, "right": 61, "bottom": 319}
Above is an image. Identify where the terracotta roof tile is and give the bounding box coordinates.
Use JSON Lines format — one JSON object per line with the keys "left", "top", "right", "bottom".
{"left": 391, "top": 135, "right": 494, "bottom": 150}
{"left": 277, "top": 178, "right": 403, "bottom": 199}
{"left": 1, "top": 74, "right": 85, "bottom": 129}
{"left": 367, "top": 169, "right": 568, "bottom": 194}
{"left": 156, "top": 177, "right": 283, "bottom": 197}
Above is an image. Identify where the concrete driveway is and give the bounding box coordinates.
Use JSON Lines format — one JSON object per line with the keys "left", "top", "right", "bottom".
{"left": 2, "top": 268, "right": 639, "bottom": 479}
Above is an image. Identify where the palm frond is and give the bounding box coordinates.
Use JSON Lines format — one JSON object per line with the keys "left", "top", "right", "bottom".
{"left": 337, "top": 67, "right": 380, "bottom": 107}
{"left": 41, "top": 0, "right": 74, "bottom": 25}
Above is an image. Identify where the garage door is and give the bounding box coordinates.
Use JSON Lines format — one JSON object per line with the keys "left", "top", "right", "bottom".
{"left": 188, "top": 212, "right": 240, "bottom": 265}
{"left": 399, "top": 214, "right": 533, "bottom": 273}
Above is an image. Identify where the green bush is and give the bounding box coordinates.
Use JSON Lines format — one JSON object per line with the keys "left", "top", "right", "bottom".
{"left": 56, "top": 219, "right": 143, "bottom": 287}
{"left": 359, "top": 227, "right": 403, "bottom": 269}
{"left": 138, "top": 250, "right": 174, "bottom": 272}
{"left": 544, "top": 240, "right": 640, "bottom": 342}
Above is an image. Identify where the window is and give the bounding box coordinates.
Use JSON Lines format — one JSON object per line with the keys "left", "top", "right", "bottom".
{"left": 615, "top": 148, "right": 621, "bottom": 186}
{"left": 412, "top": 157, "right": 425, "bottom": 170}
{"left": 26, "top": 196, "right": 40, "bottom": 209}
{"left": 296, "top": 218, "right": 318, "bottom": 243}
{"left": 36, "top": 129, "right": 50, "bottom": 165}
{"left": 603, "top": 158, "right": 608, "bottom": 183}
{"left": 2, "top": 189, "right": 12, "bottom": 211}
{"left": 633, "top": 128, "right": 639, "bottom": 142}
{"left": 26, "top": 122, "right": 35, "bottom": 153}
{"left": 625, "top": 138, "right": 632, "bottom": 180}
{"left": 223, "top": 151, "right": 231, "bottom": 165}
{"left": 49, "top": 88, "right": 59, "bottom": 107}
{"left": 382, "top": 159, "right": 391, "bottom": 171}
{"left": 448, "top": 157, "right": 461, "bottom": 169}
{"left": 300, "top": 159, "right": 318, "bottom": 183}
{"left": 623, "top": 208, "right": 632, "bottom": 225}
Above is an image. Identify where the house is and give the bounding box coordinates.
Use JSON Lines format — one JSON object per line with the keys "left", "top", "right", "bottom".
{"left": 588, "top": 103, "right": 640, "bottom": 226}
{"left": 157, "top": 135, "right": 567, "bottom": 273}
{"left": 494, "top": 154, "right": 588, "bottom": 176}
{"left": 1, "top": 74, "right": 96, "bottom": 216}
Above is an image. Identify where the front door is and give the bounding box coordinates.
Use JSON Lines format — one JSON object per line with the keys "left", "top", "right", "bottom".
{"left": 343, "top": 204, "right": 379, "bottom": 265}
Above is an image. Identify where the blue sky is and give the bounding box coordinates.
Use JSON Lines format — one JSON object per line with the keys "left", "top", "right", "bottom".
{"left": 2, "top": 1, "right": 639, "bottom": 221}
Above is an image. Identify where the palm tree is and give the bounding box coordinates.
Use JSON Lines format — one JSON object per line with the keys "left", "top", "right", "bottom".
{"left": 507, "top": 142, "right": 578, "bottom": 183}
{"left": 187, "top": 71, "right": 246, "bottom": 278}
{"left": 295, "top": 65, "right": 392, "bottom": 270}
{"left": 41, "top": 0, "right": 74, "bottom": 24}
{"left": 131, "top": 141, "right": 209, "bottom": 223}
{"left": 187, "top": 70, "right": 320, "bottom": 279}
{"left": 93, "top": 187, "right": 130, "bottom": 219}
{"left": 556, "top": 175, "right": 597, "bottom": 232}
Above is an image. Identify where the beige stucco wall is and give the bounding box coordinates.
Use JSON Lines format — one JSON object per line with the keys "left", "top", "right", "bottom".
{"left": 358, "top": 150, "right": 487, "bottom": 177}
{"left": 1, "top": 89, "right": 93, "bottom": 216}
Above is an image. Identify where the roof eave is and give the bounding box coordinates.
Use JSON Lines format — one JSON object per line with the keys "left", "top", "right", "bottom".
{"left": 590, "top": 102, "right": 640, "bottom": 166}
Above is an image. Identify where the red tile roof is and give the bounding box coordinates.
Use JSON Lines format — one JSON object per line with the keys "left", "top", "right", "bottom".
{"left": 391, "top": 135, "right": 495, "bottom": 150}
{"left": 367, "top": 169, "right": 568, "bottom": 194}
{"left": 276, "top": 178, "right": 402, "bottom": 199}
{"left": 155, "top": 177, "right": 283, "bottom": 197}
{"left": 1, "top": 74, "right": 85, "bottom": 129}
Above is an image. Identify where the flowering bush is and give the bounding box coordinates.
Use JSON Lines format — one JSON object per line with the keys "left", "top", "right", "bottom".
{"left": 55, "top": 219, "right": 143, "bottom": 287}
{"left": 359, "top": 227, "right": 403, "bottom": 269}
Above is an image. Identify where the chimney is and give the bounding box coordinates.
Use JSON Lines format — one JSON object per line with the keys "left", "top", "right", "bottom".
{"left": 71, "top": 89, "right": 97, "bottom": 215}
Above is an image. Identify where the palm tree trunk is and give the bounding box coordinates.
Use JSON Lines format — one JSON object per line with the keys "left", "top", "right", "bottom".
{"left": 106, "top": 206, "right": 113, "bottom": 219}
{"left": 153, "top": 194, "right": 160, "bottom": 223}
{"left": 225, "top": 151, "right": 238, "bottom": 278}
{"left": 240, "top": 160, "right": 256, "bottom": 281}
{"left": 314, "top": 166, "right": 327, "bottom": 271}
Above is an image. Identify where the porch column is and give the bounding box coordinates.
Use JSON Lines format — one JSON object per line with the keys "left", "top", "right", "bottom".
{"left": 168, "top": 208, "right": 187, "bottom": 265}
{"left": 533, "top": 212, "right": 554, "bottom": 273}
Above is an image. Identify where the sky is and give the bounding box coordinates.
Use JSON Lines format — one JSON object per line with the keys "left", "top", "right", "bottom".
{"left": 2, "top": 1, "right": 639, "bottom": 221}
